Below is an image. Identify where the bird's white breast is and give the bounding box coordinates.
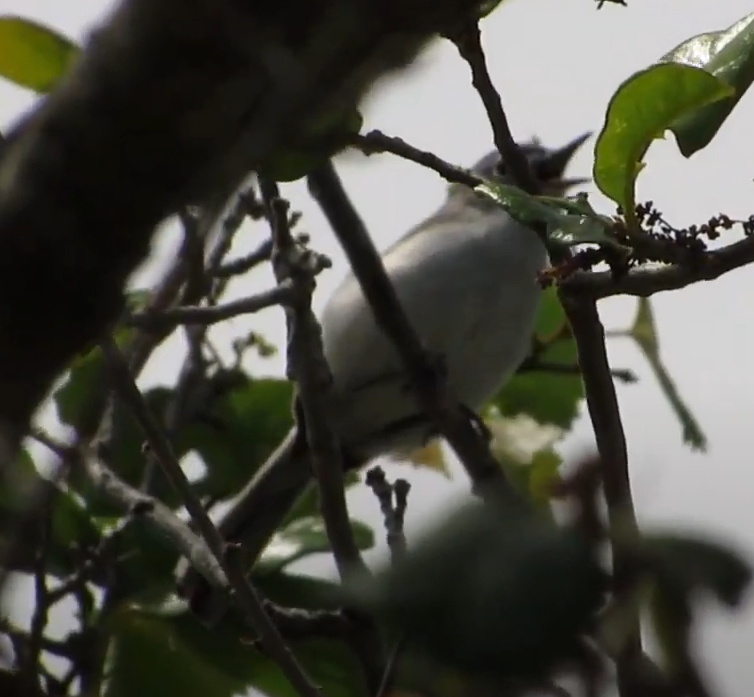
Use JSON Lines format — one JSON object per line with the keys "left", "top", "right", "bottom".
{"left": 320, "top": 202, "right": 548, "bottom": 458}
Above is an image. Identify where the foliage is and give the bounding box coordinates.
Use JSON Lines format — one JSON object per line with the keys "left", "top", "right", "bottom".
{"left": 0, "top": 4, "right": 753, "bottom": 697}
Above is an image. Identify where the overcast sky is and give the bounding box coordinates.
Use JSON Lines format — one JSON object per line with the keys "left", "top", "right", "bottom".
{"left": 2, "top": 0, "right": 754, "bottom": 694}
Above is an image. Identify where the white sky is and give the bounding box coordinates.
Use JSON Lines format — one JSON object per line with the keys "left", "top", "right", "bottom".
{"left": 2, "top": 0, "right": 754, "bottom": 694}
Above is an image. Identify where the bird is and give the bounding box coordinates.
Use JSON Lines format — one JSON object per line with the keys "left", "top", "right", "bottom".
{"left": 176, "top": 133, "right": 591, "bottom": 625}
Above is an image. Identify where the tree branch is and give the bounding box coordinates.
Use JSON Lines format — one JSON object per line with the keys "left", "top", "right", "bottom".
{"left": 0, "top": 0, "right": 493, "bottom": 472}
{"left": 100, "top": 339, "right": 321, "bottom": 697}
{"left": 260, "top": 179, "right": 369, "bottom": 581}
{"left": 127, "top": 284, "right": 294, "bottom": 331}
{"left": 565, "top": 233, "right": 754, "bottom": 299}
{"left": 450, "top": 21, "right": 642, "bottom": 696}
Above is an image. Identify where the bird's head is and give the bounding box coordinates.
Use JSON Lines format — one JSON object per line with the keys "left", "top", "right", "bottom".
{"left": 468, "top": 131, "right": 592, "bottom": 197}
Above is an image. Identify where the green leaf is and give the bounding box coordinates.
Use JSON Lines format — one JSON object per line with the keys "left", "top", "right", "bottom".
{"left": 0, "top": 16, "right": 78, "bottom": 93}
{"left": 661, "top": 11, "right": 754, "bottom": 157}
{"left": 353, "top": 504, "right": 604, "bottom": 681}
{"left": 476, "top": 183, "right": 619, "bottom": 248}
{"left": 256, "top": 515, "right": 375, "bottom": 576}
{"left": 186, "top": 375, "right": 295, "bottom": 499}
{"left": 640, "top": 533, "right": 752, "bottom": 607}
{"left": 593, "top": 63, "right": 732, "bottom": 212}
{"left": 265, "top": 108, "right": 363, "bottom": 182}
{"left": 113, "top": 576, "right": 364, "bottom": 697}
{"left": 105, "top": 606, "right": 248, "bottom": 697}
{"left": 53, "top": 327, "right": 134, "bottom": 429}
{"left": 493, "top": 288, "right": 584, "bottom": 430}
{"left": 281, "top": 470, "right": 361, "bottom": 527}
{"left": 0, "top": 450, "right": 101, "bottom": 578}
{"left": 628, "top": 298, "right": 706, "bottom": 451}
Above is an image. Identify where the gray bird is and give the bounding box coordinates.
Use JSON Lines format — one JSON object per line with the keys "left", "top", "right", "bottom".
{"left": 176, "top": 133, "right": 591, "bottom": 624}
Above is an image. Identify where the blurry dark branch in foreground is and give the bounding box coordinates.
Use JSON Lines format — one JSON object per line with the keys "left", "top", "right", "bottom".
{"left": 307, "top": 160, "right": 523, "bottom": 508}
{"left": 0, "top": 0, "right": 493, "bottom": 474}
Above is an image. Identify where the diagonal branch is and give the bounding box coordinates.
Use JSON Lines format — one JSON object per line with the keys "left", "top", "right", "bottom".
{"left": 307, "top": 161, "right": 522, "bottom": 509}
{"left": 260, "top": 178, "right": 368, "bottom": 581}
{"left": 451, "top": 20, "right": 642, "bottom": 697}
{"left": 100, "top": 339, "right": 321, "bottom": 697}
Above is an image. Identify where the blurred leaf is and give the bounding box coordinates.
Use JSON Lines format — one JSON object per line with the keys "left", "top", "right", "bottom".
{"left": 265, "top": 108, "right": 363, "bottom": 182}
{"left": 353, "top": 504, "right": 604, "bottom": 681}
{"left": 527, "top": 449, "right": 562, "bottom": 506}
{"left": 105, "top": 606, "right": 247, "bottom": 697}
{"left": 186, "top": 375, "right": 295, "bottom": 499}
{"left": 476, "top": 183, "right": 619, "bottom": 248}
{"left": 661, "top": 11, "right": 754, "bottom": 157}
{"left": 493, "top": 288, "right": 584, "bottom": 430}
{"left": 401, "top": 440, "right": 451, "bottom": 478}
{"left": 0, "top": 450, "right": 101, "bottom": 577}
{"left": 628, "top": 298, "right": 706, "bottom": 450}
{"left": 646, "top": 579, "right": 691, "bottom": 674}
{"left": 0, "top": 16, "right": 78, "bottom": 93}
{"left": 115, "top": 575, "right": 364, "bottom": 697}
{"left": 107, "top": 515, "right": 182, "bottom": 603}
{"left": 640, "top": 533, "right": 752, "bottom": 607}
{"left": 281, "top": 471, "right": 361, "bottom": 527}
{"left": 476, "top": 0, "right": 511, "bottom": 18}
{"left": 593, "top": 63, "right": 731, "bottom": 212}
{"left": 255, "top": 515, "right": 374, "bottom": 576}
{"left": 53, "top": 327, "right": 134, "bottom": 429}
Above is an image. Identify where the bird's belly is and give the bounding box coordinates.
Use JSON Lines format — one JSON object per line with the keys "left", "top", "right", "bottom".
{"left": 440, "top": 285, "right": 540, "bottom": 410}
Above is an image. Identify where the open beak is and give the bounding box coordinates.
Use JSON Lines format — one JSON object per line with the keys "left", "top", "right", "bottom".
{"left": 538, "top": 131, "right": 592, "bottom": 190}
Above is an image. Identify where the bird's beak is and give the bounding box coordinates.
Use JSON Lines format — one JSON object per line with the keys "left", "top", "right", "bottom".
{"left": 539, "top": 131, "right": 592, "bottom": 190}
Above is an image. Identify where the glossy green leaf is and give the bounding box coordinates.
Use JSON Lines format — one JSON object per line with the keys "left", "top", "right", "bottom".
{"left": 594, "top": 63, "right": 732, "bottom": 211}
{"left": 493, "top": 288, "right": 584, "bottom": 430}
{"left": 628, "top": 298, "right": 706, "bottom": 451}
{"left": 476, "top": 183, "right": 619, "bottom": 248}
{"left": 265, "top": 108, "right": 363, "bottom": 182}
{"left": 256, "top": 514, "right": 375, "bottom": 576}
{"left": 0, "top": 16, "right": 78, "bottom": 92}
{"left": 661, "top": 11, "right": 754, "bottom": 157}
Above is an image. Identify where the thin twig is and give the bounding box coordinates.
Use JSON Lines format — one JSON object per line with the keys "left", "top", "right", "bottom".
{"left": 365, "top": 466, "right": 410, "bottom": 564}
{"left": 448, "top": 22, "right": 541, "bottom": 196}
{"left": 128, "top": 284, "right": 294, "bottom": 331}
{"left": 350, "top": 131, "right": 481, "bottom": 188}
{"left": 261, "top": 179, "right": 368, "bottom": 581}
{"left": 307, "top": 161, "right": 523, "bottom": 510}
{"left": 517, "top": 359, "right": 638, "bottom": 384}
{"left": 100, "top": 339, "right": 322, "bottom": 697}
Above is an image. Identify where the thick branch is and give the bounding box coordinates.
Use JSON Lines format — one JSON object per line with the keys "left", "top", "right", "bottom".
{"left": 0, "top": 0, "right": 492, "bottom": 471}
